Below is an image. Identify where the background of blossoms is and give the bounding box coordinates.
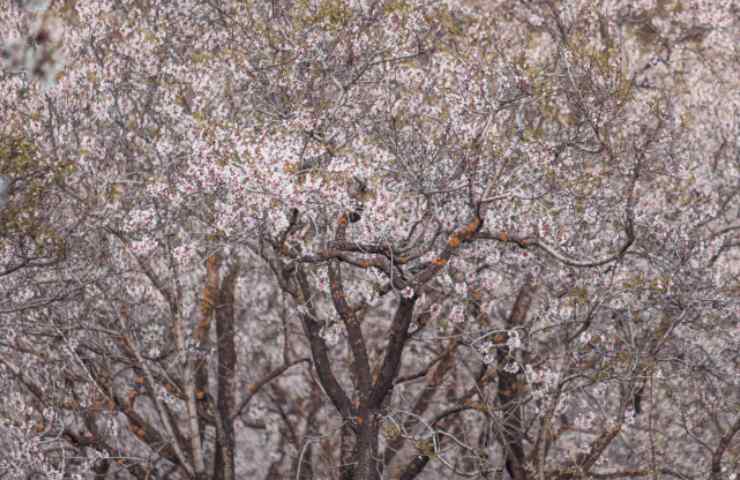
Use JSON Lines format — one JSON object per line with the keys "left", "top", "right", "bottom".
{"left": 0, "top": 0, "right": 738, "bottom": 479}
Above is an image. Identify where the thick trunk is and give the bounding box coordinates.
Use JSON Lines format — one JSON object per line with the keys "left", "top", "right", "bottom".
{"left": 214, "top": 263, "right": 239, "bottom": 480}
{"left": 350, "top": 414, "right": 382, "bottom": 480}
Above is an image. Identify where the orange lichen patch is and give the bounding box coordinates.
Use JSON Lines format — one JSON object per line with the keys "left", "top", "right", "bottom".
{"left": 470, "top": 289, "right": 481, "bottom": 300}
{"left": 194, "top": 317, "right": 210, "bottom": 341}
{"left": 432, "top": 258, "right": 448, "bottom": 266}
{"left": 200, "top": 287, "right": 214, "bottom": 316}
{"left": 247, "top": 383, "right": 257, "bottom": 393}
{"left": 206, "top": 254, "right": 220, "bottom": 270}
{"left": 338, "top": 214, "right": 348, "bottom": 225}
{"left": 164, "top": 383, "right": 174, "bottom": 393}
{"left": 356, "top": 415, "right": 364, "bottom": 425}
{"left": 448, "top": 234, "right": 461, "bottom": 248}
{"left": 134, "top": 376, "right": 145, "bottom": 385}
{"left": 493, "top": 334, "right": 506, "bottom": 343}
{"left": 199, "top": 291, "right": 216, "bottom": 319}
{"left": 359, "top": 260, "right": 370, "bottom": 268}
{"left": 195, "top": 389, "right": 207, "bottom": 400}
{"left": 499, "top": 231, "right": 509, "bottom": 241}
{"left": 199, "top": 254, "right": 221, "bottom": 319}
{"left": 465, "top": 217, "right": 481, "bottom": 235}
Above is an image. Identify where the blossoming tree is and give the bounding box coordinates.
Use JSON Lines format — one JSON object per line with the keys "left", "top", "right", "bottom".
{"left": 1, "top": 0, "right": 738, "bottom": 479}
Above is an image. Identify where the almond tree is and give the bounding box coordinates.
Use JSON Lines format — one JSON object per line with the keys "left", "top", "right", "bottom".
{"left": 0, "top": 1, "right": 737, "bottom": 479}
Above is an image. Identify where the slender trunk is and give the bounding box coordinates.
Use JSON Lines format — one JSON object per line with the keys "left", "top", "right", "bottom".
{"left": 497, "top": 279, "right": 536, "bottom": 480}
{"left": 340, "top": 423, "right": 355, "bottom": 480}
{"left": 214, "top": 263, "right": 239, "bottom": 480}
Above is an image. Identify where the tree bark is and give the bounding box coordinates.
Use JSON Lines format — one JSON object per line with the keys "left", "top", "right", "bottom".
{"left": 497, "top": 278, "right": 536, "bottom": 480}
{"left": 214, "top": 262, "right": 239, "bottom": 480}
